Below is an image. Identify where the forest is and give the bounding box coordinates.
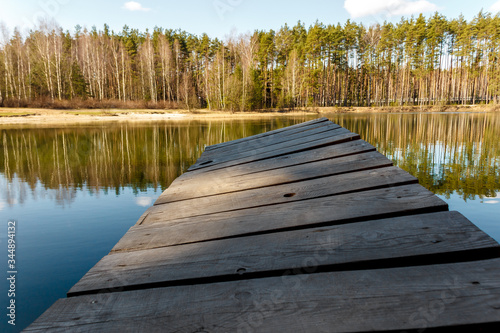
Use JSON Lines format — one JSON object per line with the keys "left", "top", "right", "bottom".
{"left": 0, "top": 11, "right": 499, "bottom": 111}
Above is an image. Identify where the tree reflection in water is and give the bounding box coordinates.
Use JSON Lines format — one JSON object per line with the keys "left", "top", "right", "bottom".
{"left": 1, "top": 113, "right": 499, "bottom": 206}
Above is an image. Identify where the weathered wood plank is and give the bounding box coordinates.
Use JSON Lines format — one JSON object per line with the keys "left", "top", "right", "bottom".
{"left": 151, "top": 166, "right": 417, "bottom": 221}
{"left": 204, "top": 117, "right": 329, "bottom": 151}
{"left": 25, "top": 259, "right": 500, "bottom": 332}
{"left": 157, "top": 149, "right": 388, "bottom": 204}
{"left": 192, "top": 126, "right": 350, "bottom": 170}
{"left": 198, "top": 122, "right": 341, "bottom": 162}
{"left": 113, "top": 184, "right": 448, "bottom": 252}
{"left": 202, "top": 119, "right": 335, "bottom": 155}
{"left": 68, "top": 211, "right": 500, "bottom": 296}
{"left": 188, "top": 128, "right": 359, "bottom": 172}
{"left": 166, "top": 139, "right": 376, "bottom": 191}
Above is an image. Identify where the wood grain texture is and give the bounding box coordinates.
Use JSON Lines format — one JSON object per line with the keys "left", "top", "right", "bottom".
{"left": 68, "top": 211, "right": 500, "bottom": 295}
{"left": 156, "top": 149, "right": 387, "bottom": 204}
{"left": 192, "top": 125, "right": 348, "bottom": 170}
{"left": 113, "top": 184, "right": 448, "bottom": 251}
{"left": 25, "top": 259, "right": 500, "bottom": 332}
{"left": 204, "top": 117, "right": 329, "bottom": 151}
{"left": 164, "top": 139, "right": 377, "bottom": 192}
{"left": 188, "top": 128, "right": 360, "bottom": 172}
{"left": 198, "top": 122, "right": 341, "bottom": 163}
{"left": 151, "top": 166, "right": 417, "bottom": 221}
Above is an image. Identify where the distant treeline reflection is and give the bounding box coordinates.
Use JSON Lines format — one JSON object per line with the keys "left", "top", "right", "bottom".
{"left": 1, "top": 113, "right": 499, "bottom": 205}
{"left": 0, "top": 117, "right": 310, "bottom": 204}
{"left": 330, "top": 113, "right": 500, "bottom": 200}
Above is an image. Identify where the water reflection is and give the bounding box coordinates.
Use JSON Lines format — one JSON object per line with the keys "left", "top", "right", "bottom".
{"left": 329, "top": 113, "right": 500, "bottom": 201}
{"left": 135, "top": 196, "right": 154, "bottom": 207}
{"left": 0, "top": 117, "right": 313, "bottom": 207}
{"left": 1, "top": 114, "right": 499, "bottom": 206}
{"left": 1, "top": 113, "right": 499, "bottom": 332}
{"left": 484, "top": 200, "right": 499, "bottom": 204}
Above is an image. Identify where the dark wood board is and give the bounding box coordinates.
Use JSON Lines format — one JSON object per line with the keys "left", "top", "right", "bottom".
{"left": 188, "top": 128, "right": 360, "bottom": 172}
{"left": 156, "top": 149, "right": 389, "bottom": 204}
{"left": 204, "top": 117, "right": 329, "bottom": 151}
{"left": 68, "top": 211, "right": 500, "bottom": 296}
{"left": 198, "top": 122, "right": 341, "bottom": 162}
{"left": 150, "top": 166, "right": 417, "bottom": 221}
{"left": 163, "top": 139, "right": 377, "bottom": 194}
{"left": 26, "top": 259, "right": 500, "bottom": 332}
{"left": 113, "top": 184, "right": 448, "bottom": 252}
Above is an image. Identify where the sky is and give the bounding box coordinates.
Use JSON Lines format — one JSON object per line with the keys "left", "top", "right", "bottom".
{"left": 0, "top": 0, "right": 499, "bottom": 39}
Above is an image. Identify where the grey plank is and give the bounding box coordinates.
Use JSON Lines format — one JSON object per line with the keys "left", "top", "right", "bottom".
{"left": 202, "top": 119, "right": 335, "bottom": 156}
{"left": 193, "top": 125, "right": 348, "bottom": 170}
{"left": 68, "top": 211, "right": 500, "bottom": 296}
{"left": 113, "top": 184, "right": 448, "bottom": 252}
{"left": 188, "top": 127, "right": 359, "bottom": 172}
{"left": 156, "top": 149, "right": 389, "bottom": 204}
{"left": 198, "top": 122, "right": 341, "bottom": 162}
{"left": 151, "top": 166, "right": 417, "bottom": 221}
{"left": 204, "top": 117, "right": 329, "bottom": 151}
{"left": 26, "top": 259, "right": 500, "bottom": 332}
{"left": 169, "top": 139, "right": 375, "bottom": 185}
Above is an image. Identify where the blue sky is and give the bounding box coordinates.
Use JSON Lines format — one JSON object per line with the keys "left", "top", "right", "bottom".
{"left": 1, "top": 0, "right": 499, "bottom": 38}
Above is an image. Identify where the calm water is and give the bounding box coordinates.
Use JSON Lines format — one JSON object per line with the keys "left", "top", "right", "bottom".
{"left": 1, "top": 113, "right": 499, "bottom": 331}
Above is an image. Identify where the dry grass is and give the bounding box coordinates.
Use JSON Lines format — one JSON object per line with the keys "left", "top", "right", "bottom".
{"left": 2, "top": 97, "right": 498, "bottom": 113}
{"left": 314, "top": 104, "right": 500, "bottom": 114}
{"left": 1, "top": 97, "right": 180, "bottom": 110}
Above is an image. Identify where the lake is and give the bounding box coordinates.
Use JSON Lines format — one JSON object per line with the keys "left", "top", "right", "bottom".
{"left": 1, "top": 112, "right": 499, "bottom": 331}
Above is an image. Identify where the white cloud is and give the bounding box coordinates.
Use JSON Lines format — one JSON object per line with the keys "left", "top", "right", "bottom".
{"left": 135, "top": 196, "right": 153, "bottom": 207}
{"left": 484, "top": 200, "right": 499, "bottom": 204}
{"left": 123, "top": 1, "right": 151, "bottom": 12}
{"left": 491, "top": 1, "right": 500, "bottom": 13}
{"left": 0, "top": 200, "right": 5, "bottom": 211}
{"left": 344, "top": 0, "right": 438, "bottom": 19}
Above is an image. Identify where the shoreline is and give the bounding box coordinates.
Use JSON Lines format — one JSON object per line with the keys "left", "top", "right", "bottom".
{"left": 0, "top": 105, "right": 497, "bottom": 125}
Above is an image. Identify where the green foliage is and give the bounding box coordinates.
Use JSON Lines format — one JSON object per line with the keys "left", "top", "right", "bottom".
{"left": 0, "top": 12, "right": 499, "bottom": 109}
{"left": 70, "top": 61, "right": 87, "bottom": 98}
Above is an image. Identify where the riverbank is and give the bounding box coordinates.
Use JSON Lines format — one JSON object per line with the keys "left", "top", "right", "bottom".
{"left": 0, "top": 104, "right": 497, "bottom": 125}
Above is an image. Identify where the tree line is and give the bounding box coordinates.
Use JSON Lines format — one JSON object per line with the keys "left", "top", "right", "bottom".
{"left": 1, "top": 11, "right": 499, "bottom": 110}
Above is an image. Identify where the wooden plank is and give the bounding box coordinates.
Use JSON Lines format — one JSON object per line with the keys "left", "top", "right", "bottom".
{"left": 150, "top": 166, "right": 417, "bottom": 221}
{"left": 204, "top": 117, "right": 329, "bottom": 151}
{"left": 188, "top": 128, "right": 360, "bottom": 172}
{"left": 201, "top": 119, "right": 335, "bottom": 156}
{"left": 113, "top": 184, "right": 448, "bottom": 252}
{"left": 156, "top": 149, "right": 389, "bottom": 204}
{"left": 26, "top": 259, "right": 500, "bottom": 332}
{"left": 68, "top": 211, "right": 500, "bottom": 296}
{"left": 194, "top": 126, "right": 349, "bottom": 171}
{"left": 167, "top": 139, "right": 376, "bottom": 189}
{"left": 198, "top": 122, "right": 341, "bottom": 162}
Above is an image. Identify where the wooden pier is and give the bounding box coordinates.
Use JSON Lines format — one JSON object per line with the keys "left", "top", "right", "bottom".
{"left": 26, "top": 118, "right": 500, "bottom": 332}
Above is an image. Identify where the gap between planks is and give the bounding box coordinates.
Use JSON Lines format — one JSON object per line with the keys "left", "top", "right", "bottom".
{"left": 199, "top": 120, "right": 339, "bottom": 160}
{"left": 204, "top": 117, "right": 329, "bottom": 151}
{"left": 149, "top": 166, "right": 419, "bottom": 222}
{"left": 159, "top": 139, "right": 379, "bottom": 204}
{"left": 156, "top": 147, "right": 386, "bottom": 205}
{"left": 112, "top": 184, "right": 449, "bottom": 252}
{"left": 68, "top": 211, "right": 500, "bottom": 297}
{"left": 25, "top": 259, "right": 500, "bottom": 333}
{"left": 188, "top": 129, "right": 360, "bottom": 173}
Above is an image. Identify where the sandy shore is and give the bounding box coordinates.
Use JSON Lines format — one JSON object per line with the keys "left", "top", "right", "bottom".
{"left": 0, "top": 109, "right": 320, "bottom": 125}
{"left": 0, "top": 108, "right": 319, "bottom": 125}
{"left": 0, "top": 105, "right": 497, "bottom": 125}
